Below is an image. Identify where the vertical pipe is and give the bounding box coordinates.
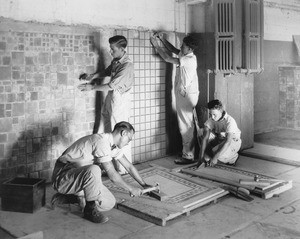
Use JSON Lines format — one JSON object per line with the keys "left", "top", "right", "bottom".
{"left": 185, "top": 0, "right": 187, "bottom": 35}
{"left": 223, "top": 40, "right": 225, "bottom": 71}
{"left": 174, "top": 0, "right": 177, "bottom": 32}
{"left": 231, "top": 40, "right": 233, "bottom": 71}
{"left": 260, "top": 0, "right": 264, "bottom": 71}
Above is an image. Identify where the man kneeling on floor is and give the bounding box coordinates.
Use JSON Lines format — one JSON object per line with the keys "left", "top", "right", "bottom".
{"left": 51, "top": 121, "right": 152, "bottom": 223}
{"left": 197, "top": 99, "right": 242, "bottom": 167}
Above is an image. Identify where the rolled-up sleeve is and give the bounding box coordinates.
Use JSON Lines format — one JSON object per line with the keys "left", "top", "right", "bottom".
{"left": 93, "top": 144, "right": 112, "bottom": 164}
{"left": 108, "top": 62, "right": 134, "bottom": 92}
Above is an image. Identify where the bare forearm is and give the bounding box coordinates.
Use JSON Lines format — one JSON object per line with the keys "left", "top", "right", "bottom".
{"left": 109, "top": 172, "right": 134, "bottom": 192}
{"left": 160, "top": 38, "right": 180, "bottom": 55}
{"left": 127, "top": 166, "right": 147, "bottom": 187}
{"left": 199, "top": 137, "right": 208, "bottom": 160}
{"left": 156, "top": 47, "right": 172, "bottom": 62}
{"left": 93, "top": 83, "right": 112, "bottom": 91}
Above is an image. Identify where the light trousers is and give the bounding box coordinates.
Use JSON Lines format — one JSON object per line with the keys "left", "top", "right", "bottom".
{"left": 175, "top": 90, "right": 199, "bottom": 159}
{"left": 52, "top": 161, "right": 116, "bottom": 211}
{"left": 206, "top": 134, "right": 242, "bottom": 164}
{"left": 99, "top": 90, "right": 132, "bottom": 173}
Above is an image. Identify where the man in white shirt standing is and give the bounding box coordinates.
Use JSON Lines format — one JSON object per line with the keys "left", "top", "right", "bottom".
{"left": 150, "top": 33, "right": 199, "bottom": 165}
{"left": 197, "top": 99, "right": 242, "bottom": 167}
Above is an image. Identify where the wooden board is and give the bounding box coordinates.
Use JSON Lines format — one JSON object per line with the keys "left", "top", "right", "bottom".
{"left": 181, "top": 164, "right": 293, "bottom": 199}
{"left": 103, "top": 166, "right": 227, "bottom": 226}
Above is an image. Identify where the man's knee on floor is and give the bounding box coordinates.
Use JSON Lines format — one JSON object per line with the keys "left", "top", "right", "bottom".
{"left": 99, "top": 193, "right": 116, "bottom": 211}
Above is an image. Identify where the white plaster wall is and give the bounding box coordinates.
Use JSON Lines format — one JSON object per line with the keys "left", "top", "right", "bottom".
{"left": 0, "top": 0, "right": 178, "bottom": 31}
{"left": 264, "top": 0, "right": 300, "bottom": 41}
{"left": 189, "top": 4, "right": 206, "bottom": 33}
{"left": 174, "top": 2, "right": 187, "bottom": 33}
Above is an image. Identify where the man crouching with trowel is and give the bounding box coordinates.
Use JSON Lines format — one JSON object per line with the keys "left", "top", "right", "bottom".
{"left": 51, "top": 121, "right": 153, "bottom": 223}
{"left": 197, "top": 100, "right": 241, "bottom": 168}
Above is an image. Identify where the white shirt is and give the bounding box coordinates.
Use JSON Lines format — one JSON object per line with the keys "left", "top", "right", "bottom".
{"left": 204, "top": 112, "right": 241, "bottom": 140}
{"left": 177, "top": 51, "right": 199, "bottom": 94}
{"left": 58, "top": 133, "right": 124, "bottom": 167}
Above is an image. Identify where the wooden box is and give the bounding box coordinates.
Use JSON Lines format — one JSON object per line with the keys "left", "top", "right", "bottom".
{"left": 1, "top": 177, "right": 46, "bottom": 213}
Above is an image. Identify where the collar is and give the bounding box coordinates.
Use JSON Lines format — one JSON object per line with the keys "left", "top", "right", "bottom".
{"left": 180, "top": 51, "right": 194, "bottom": 57}
{"left": 218, "top": 111, "right": 227, "bottom": 122}
{"left": 113, "top": 52, "right": 129, "bottom": 64}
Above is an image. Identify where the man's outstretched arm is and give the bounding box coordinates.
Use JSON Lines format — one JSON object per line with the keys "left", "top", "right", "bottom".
{"left": 150, "top": 37, "right": 180, "bottom": 65}
{"left": 197, "top": 127, "right": 210, "bottom": 167}
{"left": 154, "top": 32, "right": 180, "bottom": 55}
{"left": 101, "top": 160, "right": 142, "bottom": 197}
{"left": 117, "top": 156, "right": 152, "bottom": 189}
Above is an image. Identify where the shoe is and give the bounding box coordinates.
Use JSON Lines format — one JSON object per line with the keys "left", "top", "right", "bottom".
{"left": 51, "top": 193, "right": 80, "bottom": 209}
{"left": 83, "top": 201, "right": 109, "bottom": 224}
{"left": 174, "top": 158, "right": 195, "bottom": 165}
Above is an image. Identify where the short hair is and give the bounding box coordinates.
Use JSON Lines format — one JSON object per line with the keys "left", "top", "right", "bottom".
{"left": 183, "top": 35, "right": 198, "bottom": 50}
{"left": 109, "top": 35, "right": 128, "bottom": 48}
{"left": 113, "top": 121, "right": 135, "bottom": 134}
{"left": 207, "top": 99, "right": 223, "bottom": 110}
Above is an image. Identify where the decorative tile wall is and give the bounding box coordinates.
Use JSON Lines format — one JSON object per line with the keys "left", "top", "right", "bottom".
{"left": 279, "top": 66, "right": 300, "bottom": 129}
{"left": 0, "top": 25, "right": 168, "bottom": 181}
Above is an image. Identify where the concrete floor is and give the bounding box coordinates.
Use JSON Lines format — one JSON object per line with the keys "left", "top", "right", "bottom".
{"left": 1, "top": 129, "right": 300, "bottom": 239}
{"left": 254, "top": 128, "right": 300, "bottom": 150}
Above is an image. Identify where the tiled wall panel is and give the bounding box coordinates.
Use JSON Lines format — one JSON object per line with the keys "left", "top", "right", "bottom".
{"left": 0, "top": 26, "right": 168, "bottom": 182}
{"left": 115, "top": 30, "right": 167, "bottom": 163}
{"left": 278, "top": 66, "right": 300, "bottom": 129}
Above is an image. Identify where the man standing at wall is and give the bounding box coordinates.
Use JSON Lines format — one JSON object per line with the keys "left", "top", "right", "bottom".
{"left": 78, "top": 35, "right": 134, "bottom": 174}
{"left": 150, "top": 33, "right": 199, "bottom": 165}
{"left": 197, "top": 99, "right": 242, "bottom": 167}
{"left": 51, "top": 121, "right": 151, "bottom": 223}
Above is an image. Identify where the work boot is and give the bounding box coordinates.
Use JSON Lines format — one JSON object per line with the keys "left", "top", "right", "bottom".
{"left": 83, "top": 201, "right": 109, "bottom": 223}
{"left": 51, "top": 193, "right": 80, "bottom": 209}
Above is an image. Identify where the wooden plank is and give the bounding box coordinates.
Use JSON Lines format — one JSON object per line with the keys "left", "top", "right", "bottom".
{"left": 115, "top": 193, "right": 183, "bottom": 227}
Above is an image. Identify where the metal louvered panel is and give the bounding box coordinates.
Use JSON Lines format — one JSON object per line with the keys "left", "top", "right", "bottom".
{"left": 249, "top": 38, "right": 260, "bottom": 69}
{"left": 215, "top": 0, "right": 236, "bottom": 73}
{"left": 250, "top": 0, "right": 260, "bottom": 35}
{"left": 244, "top": 0, "right": 263, "bottom": 71}
{"left": 217, "top": 38, "right": 234, "bottom": 72}
{"left": 216, "top": 0, "right": 235, "bottom": 36}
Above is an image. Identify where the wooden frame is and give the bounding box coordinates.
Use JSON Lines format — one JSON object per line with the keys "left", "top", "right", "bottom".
{"left": 180, "top": 164, "right": 292, "bottom": 199}
{"left": 103, "top": 165, "right": 227, "bottom": 226}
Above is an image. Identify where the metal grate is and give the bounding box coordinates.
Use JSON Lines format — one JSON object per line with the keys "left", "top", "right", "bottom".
{"left": 217, "top": 38, "right": 234, "bottom": 72}
{"left": 215, "top": 0, "right": 236, "bottom": 72}
{"left": 244, "top": 0, "right": 263, "bottom": 71}
{"left": 249, "top": 38, "right": 259, "bottom": 69}
{"left": 250, "top": 1, "right": 260, "bottom": 34}
{"left": 216, "top": 1, "right": 234, "bottom": 35}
